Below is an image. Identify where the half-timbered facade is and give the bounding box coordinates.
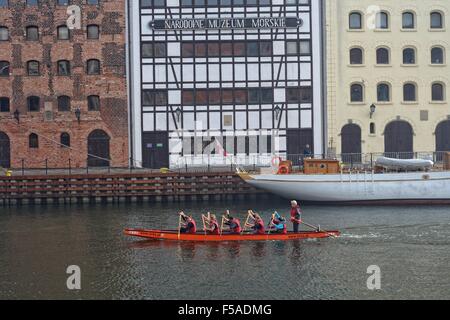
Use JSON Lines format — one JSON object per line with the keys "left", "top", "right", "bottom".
{"left": 128, "top": 0, "right": 325, "bottom": 168}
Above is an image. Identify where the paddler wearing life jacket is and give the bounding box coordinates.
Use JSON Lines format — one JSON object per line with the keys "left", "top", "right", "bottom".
{"left": 205, "top": 214, "right": 220, "bottom": 235}
{"left": 179, "top": 211, "right": 197, "bottom": 234}
{"left": 250, "top": 212, "right": 265, "bottom": 235}
{"left": 224, "top": 212, "right": 241, "bottom": 234}
{"left": 269, "top": 212, "right": 287, "bottom": 234}
{"left": 290, "top": 200, "right": 302, "bottom": 233}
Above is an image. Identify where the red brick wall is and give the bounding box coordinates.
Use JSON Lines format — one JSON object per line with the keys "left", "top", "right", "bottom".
{"left": 0, "top": 0, "right": 128, "bottom": 169}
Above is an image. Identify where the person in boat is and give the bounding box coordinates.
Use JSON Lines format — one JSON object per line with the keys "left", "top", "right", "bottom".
{"left": 204, "top": 214, "right": 220, "bottom": 235}
{"left": 290, "top": 200, "right": 302, "bottom": 233}
{"left": 179, "top": 211, "right": 197, "bottom": 234}
{"left": 268, "top": 212, "right": 287, "bottom": 234}
{"left": 224, "top": 213, "right": 242, "bottom": 234}
{"left": 250, "top": 212, "right": 265, "bottom": 235}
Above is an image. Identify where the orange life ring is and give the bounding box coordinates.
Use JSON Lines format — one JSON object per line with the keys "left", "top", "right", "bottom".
{"left": 277, "top": 164, "right": 290, "bottom": 175}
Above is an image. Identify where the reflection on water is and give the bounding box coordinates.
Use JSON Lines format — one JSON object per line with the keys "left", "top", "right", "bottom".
{"left": 1, "top": 201, "right": 450, "bottom": 299}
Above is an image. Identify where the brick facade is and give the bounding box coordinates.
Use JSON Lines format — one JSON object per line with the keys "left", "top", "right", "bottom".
{"left": 0, "top": 0, "right": 128, "bottom": 169}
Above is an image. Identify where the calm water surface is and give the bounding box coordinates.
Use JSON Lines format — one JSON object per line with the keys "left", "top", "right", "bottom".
{"left": 1, "top": 198, "right": 450, "bottom": 300}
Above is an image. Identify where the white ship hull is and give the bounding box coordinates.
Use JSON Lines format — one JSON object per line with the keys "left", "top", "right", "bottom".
{"left": 243, "top": 171, "right": 450, "bottom": 203}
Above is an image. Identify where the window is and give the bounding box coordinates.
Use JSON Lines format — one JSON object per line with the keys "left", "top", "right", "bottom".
{"left": 60, "top": 133, "right": 70, "bottom": 148}
{"left": 142, "top": 42, "right": 166, "bottom": 58}
{"left": 27, "top": 96, "right": 40, "bottom": 111}
{"left": 431, "top": 12, "right": 443, "bottom": 29}
{"left": 87, "top": 25, "right": 99, "bottom": 39}
{"left": 58, "top": 60, "right": 70, "bottom": 75}
{"left": 432, "top": 83, "right": 444, "bottom": 101}
{"left": 88, "top": 95, "right": 100, "bottom": 111}
{"left": 26, "top": 0, "right": 38, "bottom": 6}
{"left": 0, "top": 27, "right": 9, "bottom": 41}
{"left": 376, "top": 12, "right": 389, "bottom": 29}
{"left": 377, "top": 83, "right": 390, "bottom": 102}
{"left": 431, "top": 47, "right": 444, "bottom": 64}
{"left": 57, "top": 25, "right": 69, "bottom": 40}
{"left": 58, "top": 96, "right": 71, "bottom": 111}
{"left": 349, "top": 12, "right": 362, "bottom": 29}
{"left": 247, "top": 41, "right": 259, "bottom": 57}
{"left": 299, "top": 40, "right": 311, "bottom": 55}
{"left": 0, "top": 61, "right": 10, "bottom": 76}
{"left": 87, "top": 59, "right": 100, "bottom": 75}
{"left": 286, "top": 87, "right": 312, "bottom": 103}
{"left": 29, "top": 133, "right": 39, "bottom": 148}
{"left": 376, "top": 48, "right": 390, "bottom": 64}
{"left": 350, "top": 48, "right": 363, "bottom": 64}
{"left": 350, "top": 84, "right": 363, "bottom": 102}
{"left": 402, "top": 12, "right": 415, "bottom": 29}
{"left": 0, "top": 97, "right": 9, "bottom": 112}
{"left": 87, "top": 0, "right": 99, "bottom": 4}
{"left": 403, "top": 83, "right": 417, "bottom": 102}
{"left": 27, "top": 60, "right": 39, "bottom": 76}
{"left": 57, "top": 0, "right": 69, "bottom": 5}
{"left": 0, "top": 0, "right": 8, "bottom": 7}
{"left": 403, "top": 48, "right": 416, "bottom": 64}
{"left": 142, "top": 90, "right": 167, "bottom": 106}
{"left": 370, "top": 123, "right": 376, "bottom": 135}
{"left": 26, "top": 26, "right": 39, "bottom": 41}
{"left": 286, "top": 41, "right": 298, "bottom": 55}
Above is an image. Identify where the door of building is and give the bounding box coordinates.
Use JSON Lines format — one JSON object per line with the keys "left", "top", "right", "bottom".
{"left": 435, "top": 120, "right": 450, "bottom": 161}
{"left": 384, "top": 121, "right": 413, "bottom": 158}
{"left": 87, "top": 130, "right": 111, "bottom": 167}
{"left": 0, "top": 131, "right": 10, "bottom": 168}
{"left": 286, "top": 129, "right": 313, "bottom": 165}
{"left": 341, "top": 124, "right": 362, "bottom": 163}
{"left": 142, "top": 132, "right": 169, "bottom": 169}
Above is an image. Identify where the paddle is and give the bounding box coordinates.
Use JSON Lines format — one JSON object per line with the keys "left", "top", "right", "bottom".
{"left": 301, "top": 221, "right": 337, "bottom": 238}
{"left": 177, "top": 214, "right": 182, "bottom": 240}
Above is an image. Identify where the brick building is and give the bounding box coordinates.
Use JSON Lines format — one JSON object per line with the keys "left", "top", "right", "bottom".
{"left": 0, "top": 0, "right": 128, "bottom": 169}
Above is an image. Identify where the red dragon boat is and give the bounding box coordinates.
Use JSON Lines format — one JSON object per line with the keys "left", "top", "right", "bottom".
{"left": 124, "top": 228, "right": 340, "bottom": 242}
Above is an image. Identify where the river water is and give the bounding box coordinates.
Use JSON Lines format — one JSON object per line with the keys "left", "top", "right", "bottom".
{"left": 1, "top": 198, "right": 449, "bottom": 300}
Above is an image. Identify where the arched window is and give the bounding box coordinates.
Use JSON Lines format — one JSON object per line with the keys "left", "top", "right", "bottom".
{"left": 350, "top": 83, "right": 364, "bottom": 102}
{"left": 402, "top": 12, "right": 415, "bottom": 29}
{"left": 403, "top": 83, "right": 417, "bottom": 102}
{"left": 0, "top": 26, "right": 9, "bottom": 41}
{"left": 87, "top": 24, "right": 99, "bottom": 39}
{"left": 376, "top": 11, "right": 389, "bottom": 29}
{"left": 0, "top": 61, "right": 10, "bottom": 76}
{"left": 349, "top": 48, "right": 363, "bottom": 64}
{"left": 27, "top": 96, "right": 40, "bottom": 112}
{"left": 376, "top": 47, "right": 390, "bottom": 64}
{"left": 431, "top": 11, "right": 443, "bottom": 29}
{"left": 60, "top": 132, "right": 70, "bottom": 148}
{"left": 0, "top": 97, "right": 10, "bottom": 112}
{"left": 432, "top": 83, "right": 445, "bottom": 101}
{"left": 57, "top": 95, "right": 71, "bottom": 111}
{"left": 57, "top": 25, "right": 69, "bottom": 40}
{"left": 87, "top": 59, "right": 100, "bottom": 75}
{"left": 57, "top": 60, "right": 70, "bottom": 75}
{"left": 377, "top": 83, "right": 390, "bottom": 102}
{"left": 88, "top": 95, "right": 100, "bottom": 111}
{"left": 431, "top": 47, "right": 444, "bottom": 64}
{"left": 349, "top": 12, "right": 362, "bottom": 29}
{"left": 27, "top": 60, "right": 40, "bottom": 76}
{"left": 403, "top": 48, "right": 416, "bottom": 64}
{"left": 26, "top": 26, "right": 39, "bottom": 41}
{"left": 29, "top": 133, "right": 39, "bottom": 148}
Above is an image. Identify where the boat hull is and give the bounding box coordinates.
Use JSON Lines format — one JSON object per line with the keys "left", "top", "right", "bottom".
{"left": 242, "top": 171, "right": 450, "bottom": 203}
{"left": 124, "top": 229, "right": 340, "bottom": 241}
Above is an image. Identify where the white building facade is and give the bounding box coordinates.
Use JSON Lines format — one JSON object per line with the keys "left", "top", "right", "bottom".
{"left": 128, "top": 0, "right": 325, "bottom": 168}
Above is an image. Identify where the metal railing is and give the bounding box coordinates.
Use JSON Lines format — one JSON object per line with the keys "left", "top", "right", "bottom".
{"left": 1, "top": 151, "right": 448, "bottom": 176}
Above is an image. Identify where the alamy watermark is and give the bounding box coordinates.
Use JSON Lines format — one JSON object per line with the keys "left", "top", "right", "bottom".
{"left": 367, "top": 265, "right": 381, "bottom": 290}
{"left": 66, "top": 265, "right": 81, "bottom": 290}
